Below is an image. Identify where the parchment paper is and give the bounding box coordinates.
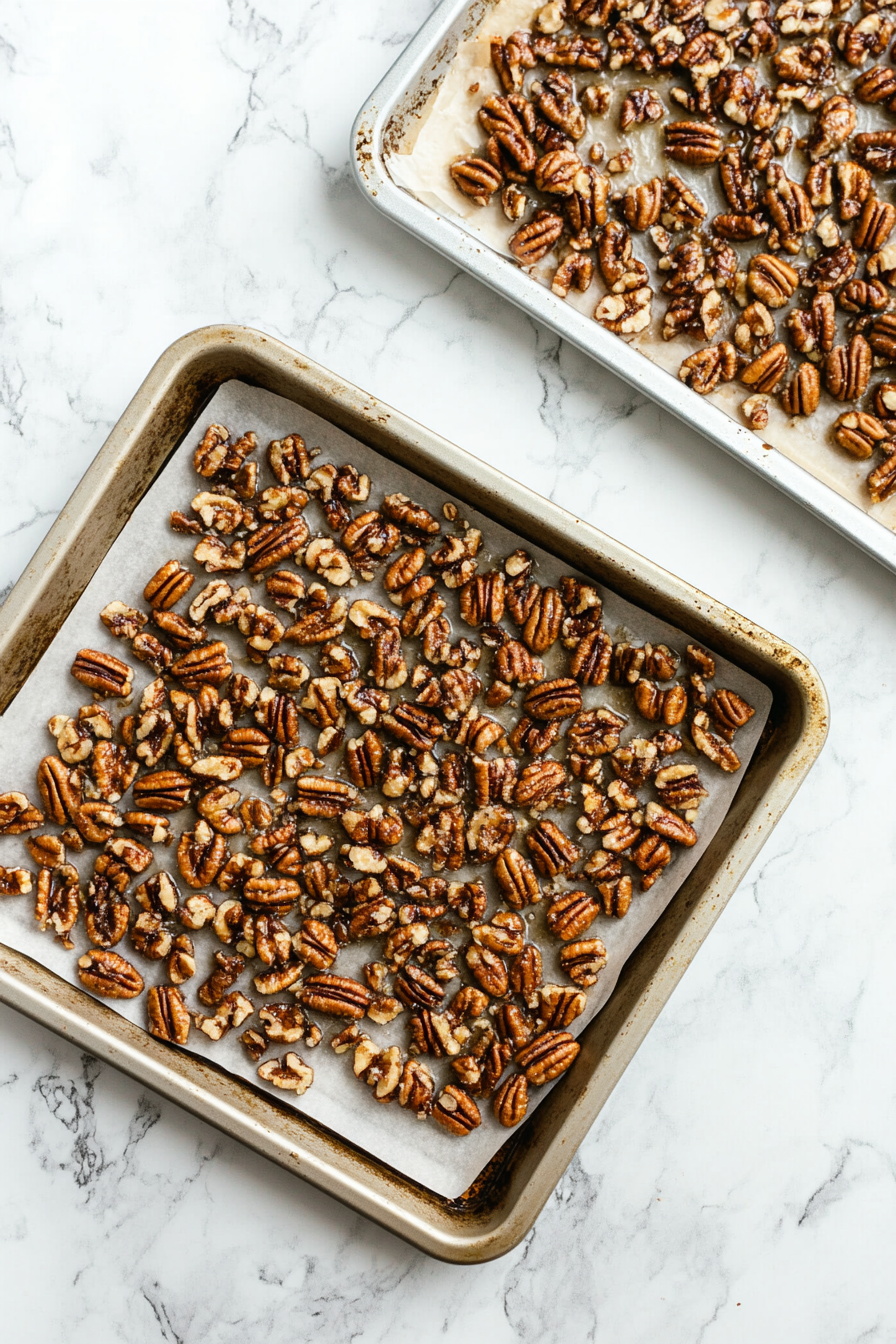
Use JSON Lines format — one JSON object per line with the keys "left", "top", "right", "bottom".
{"left": 0, "top": 380, "right": 770, "bottom": 1197}
{"left": 386, "top": 0, "right": 896, "bottom": 533}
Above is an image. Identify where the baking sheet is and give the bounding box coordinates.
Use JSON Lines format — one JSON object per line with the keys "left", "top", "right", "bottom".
{"left": 386, "top": 0, "right": 896, "bottom": 532}
{"left": 0, "top": 379, "right": 770, "bottom": 1197}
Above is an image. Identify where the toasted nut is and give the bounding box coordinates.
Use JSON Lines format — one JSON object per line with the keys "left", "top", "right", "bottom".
{"left": 0, "top": 791, "right": 45, "bottom": 834}
{"left": 147, "top": 986, "right": 191, "bottom": 1044}
{"left": 559, "top": 938, "right": 608, "bottom": 987}
{"left": 781, "top": 363, "right": 821, "bottom": 416}
{"left": 833, "top": 412, "right": 889, "bottom": 460}
{"left": 664, "top": 121, "right": 723, "bottom": 165}
{"left": 824, "top": 336, "right": 872, "bottom": 402}
{"left": 516, "top": 1030, "right": 580, "bottom": 1086}
{"left": 300, "top": 973, "right": 371, "bottom": 1018}
{"left": 0, "top": 866, "right": 34, "bottom": 896}
{"left": 492, "top": 1073, "right": 529, "bottom": 1127}
{"left": 71, "top": 649, "right": 133, "bottom": 698}
{"left": 449, "top": 155, "right": 503, "bottom": 206}
{"left": 748, "top": 254, "right": 798, "bottom": 308}
{"left": 741, "top": 343, "right": 789, "bottom": 395}
{"left": 509, "top": 209, "right": 564, "bottom": 262}
{"left": 546, "top": 890, "right": 600, "bottom": 941}
{"left": 432, "top": 1084, "right": 481, "bottom": 1136}
{"left": 257, "top": 1053, "right": 314, "bottom": 1094}
{"left": 77, "top": 949, "right": 144, "bottom": 999}
{"left": 144, "top": 560, "right": 195, "bottom": 610}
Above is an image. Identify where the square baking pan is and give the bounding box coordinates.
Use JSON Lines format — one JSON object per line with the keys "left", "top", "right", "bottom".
{"left": 0, "top": 324, "right": 827, "bottom": 1262}
{"left": 351, "top": 0, "right": 896, "bottom": 579}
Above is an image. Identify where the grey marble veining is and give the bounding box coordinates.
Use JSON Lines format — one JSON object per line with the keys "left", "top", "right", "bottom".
{"left": 1, "top": 1, "right": 895, "bottom": 1339}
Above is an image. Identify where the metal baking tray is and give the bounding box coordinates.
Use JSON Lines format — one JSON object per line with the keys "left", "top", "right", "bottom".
{"left": 351, "top": 0, "right": 896, "bottom": 578}
{"left": 0, "top": 324, "right": 827, "bottom": 1262}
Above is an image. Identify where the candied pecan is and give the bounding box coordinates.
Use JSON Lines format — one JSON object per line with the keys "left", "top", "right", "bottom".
{"left": 664, "top": 121, "right": 723, "bottom": 165}
{"left": 710, "top": 687, "right": 756, "bottom": 738}
{"left": 840, "top": 279, "right": 889, "bottom": 313}
{"left": 832, "top": 411, "right": 889, "bottom": 459}
{"left": 465, "top": 805, "right": 515, "bottom": 862}
{"left": 130, "top": 910, "right": 173, "bottom": 961}
{"left": 532, "top": 71, "right": 586, "bottom": 139}
{"left": 748, "top": 254, "right": 798, "bottom": 307}
{"left": 546, "top": 889, "right": 600, "bottom": 941}
{"left": 432, "top": 1085, "right": 481, "bottom": 1136}
{"left": 661, "top": 174, "right": 707, "bottom": 232}
{"left": 144, "top": 560, "right": 195, "bottom": 611}
{"left": 868, "top": 313, "right": 896, "bottom": 361}
{"left": 535, "top": 147, "right": 582, "bottom": 196}
{"left": 177, "top": 819, "right": 228, "bottom": 888}
{"left": 786, "top": 292, "right": 836, "bottom": 357}
{"left": 538, "top": 983, "right": 587, "bottom": 1031}
{"left": 0, "top": 790, "right": 44, "bottom": 836}
{"left": 805, "top": 242, "right": 857, "bottom": 293}
{"left": 449, "top": 156, "right": 503, "bottom": 206}
{"left": 0, "top": 866, "right": 33, "bottom": 896}
{"left": 493, "top": 1073, "right": 528, "bottom": 1128}
{"left": 382, "top": 702, "right": 443, "bottom": 751}
{"left": 516, "top": 1030, "right": 580, "bottom": 1086}
{"left": 147, "top": 986, "right": 191, "bottom": 1045}
{"left": 77, "top": 948, "right": 144, "bottom": 999}
{"left": 623, "top": 177, "right": 664, "bottom": 232}
{"left": 71, "top": 648, "right": 133, "bottom": 698}
{"left": 713, "top": 212, "right": 768, "bottom": 241}
{"left": 494, "top": 849, "right": 541, "bottom": 909}
{"left": 169, "top": 641, "right": 232, "bottom": 689}
{"left": 514, "top": 760, "right": 570, "bottom": 809}
{"left": 824, "top": 336, "right": 872, "bottom": 402}
{"left": 655, "top": 762, "right": 709, "bottom": 809}
{"left": 525, "top": 819, "right": 581, "bottom": 877}
{"left": 678, "top": 342, "right": 738, "bottom": 395}
{"left": 416, "top": 805, "right": 466, "bottom": 871}
{"left": 35, "top": 864, "right": 80, "bottom": 946}
{"left": 100, "top": 601, "right": 147, "bottom": 641}
{"left": 594, "top": 286, "right": 653, "bottom": 335}
{"left": 564, "top": 165, "right": 609, "bottom": 247}
{"left": 559, "top": 938, "right": 608, "bottom": 987}
{"left": 84, "top": 873, "right": 129, "bottom": 948}
{"left": 806, "top": 95, "right": 857, "bottom": 162}
{"left": 853, "top": 130, "right": 896, "bottom": 174}
{"left": 854, "top": 196, "right": 896, "bottom": 254}
{"left": 633, "top": 680, "right": 688, "bottom": 725}
{"left": 692, "top": 710, "right": 741, "bottom": 770}
{"left": 781, "top": 363, "right": 821, "bottom": 416}
{"left": 509, "top": 208, "right": 564, "bottom": 263}
{"left": 523, "top": 677, "right": 582, "bottom": 722}
{"left": 868, "top": 450, "right": 896, "bottom": 503}
{"left": 620, "top": 87, "right": 664, "bottom": 131}
{"left": 741, "top": 343, "right": 789, "bottom": 394}
{"left": 246, "top": 518, "right": 309, "bottom": 576}
{"left": 645, "top": 801, "right": 697, "bottom": 847}
{"left": 257, "top": 1054, "right": 313, "bottom": 1094}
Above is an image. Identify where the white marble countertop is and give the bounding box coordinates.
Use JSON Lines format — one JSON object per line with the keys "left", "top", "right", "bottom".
{"left": 1, "top": 2, "right": 893, "bottom": 1338}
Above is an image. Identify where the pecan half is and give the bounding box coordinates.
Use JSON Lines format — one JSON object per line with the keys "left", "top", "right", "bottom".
{"left": 449, "top": 156, "right": 503, "bottom": 206}
{"left": 147, "top": 986, "right": 191, "bottom": 1045}
{"left": 664, "top": 121, "right": 723, "bottom": 165}
{"left": 432, "top": 1085, "right": 481, "bottom": 1136}
{"left": 71, "top": 649, "right": 133, "bottom": 698}
{"left": 77, "top": 949, "right": 144, "bottom": 999}
{"left": 516, "top": 1030, "right": 580, "bottom": 1086}
{"left": 300, "top": 973, "right": 371, "bottom": 1018}
{"left": 144, "top": 560, "right": 195, "bottom": 610}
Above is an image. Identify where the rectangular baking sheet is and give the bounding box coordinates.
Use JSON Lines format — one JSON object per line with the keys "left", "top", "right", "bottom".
{"left": 0, "top": 325, "right": 827, "bottom": 1259}
{"left": 351, "top": 0, "right": 896, "bottom": 578}
{"left": 0, "top": 376, "right": 771, "bottom": 1198}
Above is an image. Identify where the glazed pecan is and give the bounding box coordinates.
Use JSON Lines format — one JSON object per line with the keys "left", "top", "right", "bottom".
{"left": 257, "top": 1054, "right": 314, "bottom": 1094}
{"left": 516, "top": 1030, "right": 580, "bottom": 1086}
{"left": 77, "top": 949, "right": 144, "bottom": 999}
{"left": 679, "top": 342, "right": 738, "bottom": 395}
{"left": 0, "top": 791, "right": 44, "bottom": 835}
{"left": 594, "top": 286, "right": 653, "bottom": 335}
{"left": 301, "top": 973, "right": 371, "bottom": 1018}
{"left": 509, "top": 209, "right": 564, "bottom": 263}
{"left": 806, "top": 95, "right": 856, "bottom": 162}
{"left": 664, "top": 121, "right": 723, "bottom": 165}
{"left": 432, "top": 1085, "right": 481, "bottom": 1136}
{"left": 449, "top": 156, "right": 503, "bottom": 206}
{"left": 35, "top": 864, "right": 80, "bottom": 946}
{"left": 559, "top": 938, "right": 608, "bottom": 987}
{"left": 692, "top": 710, "right": 741, "bottom": 771}
{"left": 0, "top": 866, "right": 33, "bottom": 896}
{"left": 824, "top": 336, "right": 872, "bottom": 402}
{"left": 71, "top": 649, "right": 133, "bottom": 698}
{"left": 741, "top": 343, "right": 789, "bottom": 394}
{"left": 177, "top": 819, "right": 228, "bottom": 888}
{"left": 786, "top": 292, "right": 836, "bottom": 357}
{"left": 170, "top": 642, "right": 232, "bottom": 688}
{"left": 781, "top": 363, "right": 821, "bottom": 416}
{"left": 493, "top": 1073, "right": 529, "bottom": 1127}
{"left": 832, "top": 411, "right": 889, "bottom": 459}
{"left": 144, "top": 560, "right": 195, "bottom": 610}
{"left": 747, "top": 254, "right": 798, "bottom": 308}
{"left": 147, "top": 986, "right": 191, "bottom": 1045}
{"left": 868, "top": 451, "right": 896, "bottom": 503}
{"left": 546, "top": 889, "right": 600, "bottom": 941}
{"left": 623, "top": 177, "right": 663, "bottom": 232}
{"left": 247, "top": 518, "right": 309, "bottom": 576}
{"left": 526, "top": 819, "right": 581, "bottom": 876}
{"left": 853, "top": 130, "right": 896, "bottom": 175}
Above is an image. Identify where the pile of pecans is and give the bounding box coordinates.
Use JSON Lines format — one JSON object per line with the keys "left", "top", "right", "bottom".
{"left": 0, "top": 423, "right": 754, "bottom": 1138}
{"left": 449, "top": 0, "right": 896, "bottom": 504}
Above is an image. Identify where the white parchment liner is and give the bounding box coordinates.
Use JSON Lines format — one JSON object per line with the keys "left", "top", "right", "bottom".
{"left": 386, "top": 0, "right": 896, "bottom": 533}
{"left": 0, "top": 380, "right": 770, "bottom": 1197}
